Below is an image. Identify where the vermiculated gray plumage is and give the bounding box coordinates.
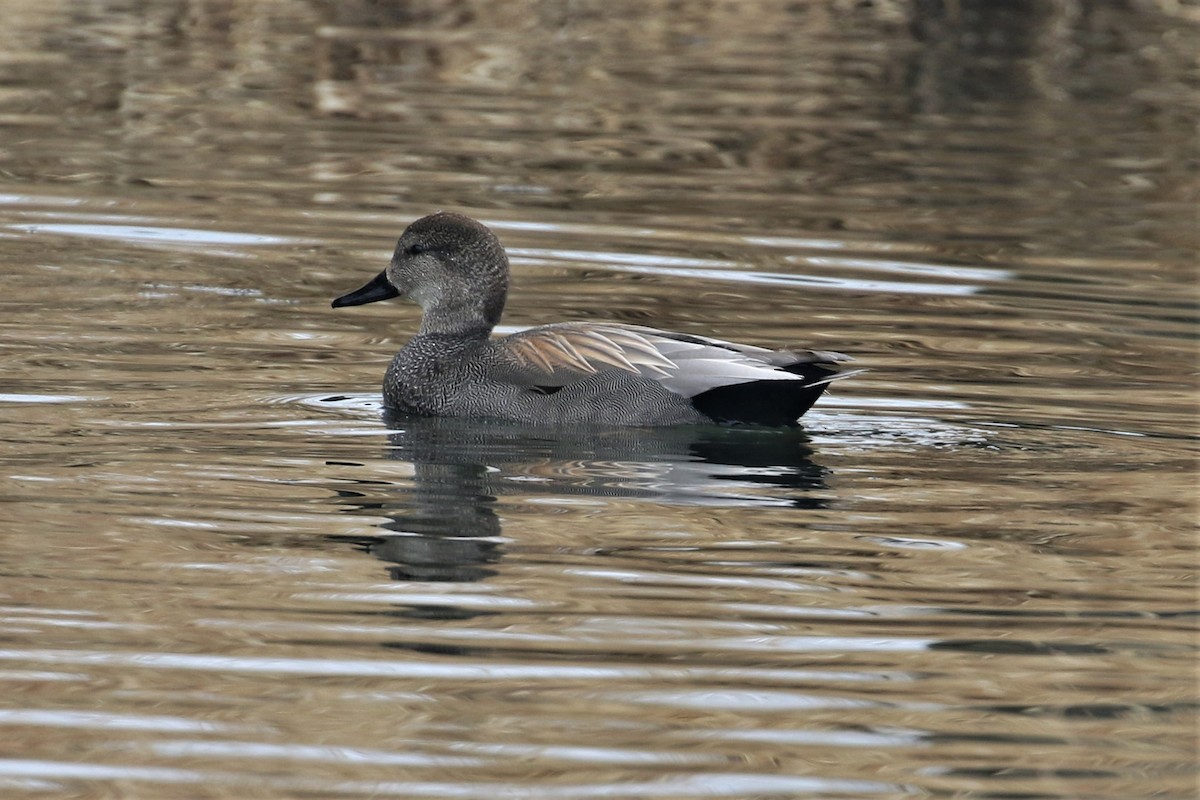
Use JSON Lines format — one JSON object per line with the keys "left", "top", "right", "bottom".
{"left": 332, "top": 212, "right": 854, "bottom": 426}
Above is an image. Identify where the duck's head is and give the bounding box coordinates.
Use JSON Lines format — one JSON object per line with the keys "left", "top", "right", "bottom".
{"left": 332, "top": 212, "right": 509, "bottom": 335}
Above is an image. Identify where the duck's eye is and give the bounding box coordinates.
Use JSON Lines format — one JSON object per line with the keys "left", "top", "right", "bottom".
{"left": 406, "top": 243, "right": 426, "bottom": 256}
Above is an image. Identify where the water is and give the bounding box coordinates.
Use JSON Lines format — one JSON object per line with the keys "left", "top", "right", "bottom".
{"left": 1, "top": 2, "right": 1196, "bottom": 797}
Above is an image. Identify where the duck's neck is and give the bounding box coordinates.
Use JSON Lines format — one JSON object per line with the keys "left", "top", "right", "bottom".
{"left": 411, "top": 272, "right": 507, "bottom": 339}
{"left": 416, "top": 298, "right": 500, "bottom": 339}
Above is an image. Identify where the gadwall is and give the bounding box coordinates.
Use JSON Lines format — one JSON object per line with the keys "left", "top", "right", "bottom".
{"left": 332, "top": 212, "right": 853, "bottom": 426}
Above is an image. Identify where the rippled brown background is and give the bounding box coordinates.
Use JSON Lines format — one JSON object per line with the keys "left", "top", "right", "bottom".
{"left": 0, "top": 1, "right": 1196, "bottom": 798}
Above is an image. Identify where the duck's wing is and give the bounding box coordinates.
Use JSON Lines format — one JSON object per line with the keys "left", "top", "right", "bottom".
{"left": 491, "top": 322, "right": 852, "bottom": 398}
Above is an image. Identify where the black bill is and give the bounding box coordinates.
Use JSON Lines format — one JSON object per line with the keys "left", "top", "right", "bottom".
{"left": 331, "top": 271, "right": 400, "bottom": 308}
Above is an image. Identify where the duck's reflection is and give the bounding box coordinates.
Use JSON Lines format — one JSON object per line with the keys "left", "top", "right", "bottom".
{"left": 330, "top": 411, "right": 829, "bottom": 582}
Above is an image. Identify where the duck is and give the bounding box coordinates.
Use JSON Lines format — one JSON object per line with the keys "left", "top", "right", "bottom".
{"left": 332, "top": 212, "right": 853, "bottom": 427}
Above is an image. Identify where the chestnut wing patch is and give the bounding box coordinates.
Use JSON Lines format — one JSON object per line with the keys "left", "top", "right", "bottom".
{"left": 503, "top": 324, "right": 675, "bottom": 381}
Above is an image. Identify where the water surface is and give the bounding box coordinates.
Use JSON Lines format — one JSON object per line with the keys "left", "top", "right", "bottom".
{"left": 0, "top": 2, "right": 1195, "bottom": 798}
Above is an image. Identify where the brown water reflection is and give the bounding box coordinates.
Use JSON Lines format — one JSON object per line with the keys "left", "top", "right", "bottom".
{"left": 0, "top": 1, "right": 1196, "bottom": 798}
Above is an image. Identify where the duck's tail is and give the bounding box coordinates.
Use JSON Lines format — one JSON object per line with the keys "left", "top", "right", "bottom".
{"left": 691, "top": 352, "right": 861, "bottom": 427}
